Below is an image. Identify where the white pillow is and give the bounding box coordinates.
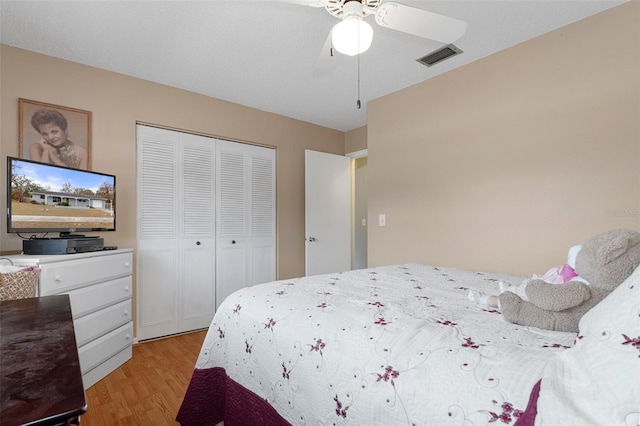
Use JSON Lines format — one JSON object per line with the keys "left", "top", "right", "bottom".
{"left": 536, "top": 265, "right": 640, "bottom": 425}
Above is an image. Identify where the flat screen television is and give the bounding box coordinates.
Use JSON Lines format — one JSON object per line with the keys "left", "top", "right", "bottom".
{"left": 7, "top": 156, "right": 116, "bottom": 236}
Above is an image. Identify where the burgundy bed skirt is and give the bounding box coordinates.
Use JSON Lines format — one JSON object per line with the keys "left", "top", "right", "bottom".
{"left": 176, "top": 367, "right": 291, "bottom": 426}
{"left": 514, "top": 379, "right": 541, "bottom": 426}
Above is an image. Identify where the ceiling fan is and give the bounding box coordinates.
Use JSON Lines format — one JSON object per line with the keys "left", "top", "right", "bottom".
{"left": 283, "top": 0, "right": 468, "bottom": 56}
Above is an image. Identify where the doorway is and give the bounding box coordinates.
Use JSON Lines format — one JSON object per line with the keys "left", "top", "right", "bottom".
{"left": 353, "top": 156, "right": 368, "bottom": 270}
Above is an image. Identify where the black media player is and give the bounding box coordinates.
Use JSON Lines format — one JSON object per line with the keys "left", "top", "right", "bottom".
{"left": 23, "top": 237, "right": 105, "bottom": 255}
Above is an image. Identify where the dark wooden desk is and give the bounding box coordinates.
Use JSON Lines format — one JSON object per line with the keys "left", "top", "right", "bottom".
{"left": 1, "top": 295, "right": 87, "bottom": 426}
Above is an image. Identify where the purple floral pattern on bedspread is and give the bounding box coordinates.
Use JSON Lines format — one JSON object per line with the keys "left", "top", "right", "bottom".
{"left": 186, "top": 264, "right": 577, "bottom": 425}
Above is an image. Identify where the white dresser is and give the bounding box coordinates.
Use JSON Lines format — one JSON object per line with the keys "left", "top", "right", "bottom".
{"left": 6, "top": 249, "right": 134, "bottom": 389}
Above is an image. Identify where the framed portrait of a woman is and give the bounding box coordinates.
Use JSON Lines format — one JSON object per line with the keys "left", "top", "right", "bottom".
{"left": 19, "top": 98, "right": 92, "bottom": 170}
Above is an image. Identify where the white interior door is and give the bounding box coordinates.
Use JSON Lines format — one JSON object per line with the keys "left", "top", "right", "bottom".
{"left": 136, "top": 125, "right": 216, "bottom": 341}
{"left": 137, "top": 127, "right": 181, "bottom": 341}
{"left": 305, "top": 150, "right": 351, "bottom": 276}
{"left": 178, "top": 134, "right": 216, "bottom": 331}
{"left": 216, "top": 140, "right": 276, "bottom": 309}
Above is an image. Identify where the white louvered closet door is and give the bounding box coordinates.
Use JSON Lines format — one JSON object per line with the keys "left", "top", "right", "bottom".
{"left": 216, "top": 140, "right": 276, "bottom": 309}
{"left": 136, "top": 125, "right": 216, "bottom": 341}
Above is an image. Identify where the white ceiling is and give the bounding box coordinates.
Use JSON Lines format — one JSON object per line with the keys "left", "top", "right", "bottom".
{"left": 0, "top": 0, "right": 628, "bottom": 131}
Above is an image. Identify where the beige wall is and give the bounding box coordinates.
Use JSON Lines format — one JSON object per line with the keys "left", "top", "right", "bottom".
{"left": 367, "top": 2, "right": 640, "bottom": 276}
{"left": 345, "top": 125, "right": 367, "bottom": 154}
{"left": 0, "top": 45, "right": 345, "bottom": 279}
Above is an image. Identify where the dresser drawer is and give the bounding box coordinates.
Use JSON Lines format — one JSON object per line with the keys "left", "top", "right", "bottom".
{"left": 82, "top": 346, "right": 132, "bottom": 390}
{"left": 67, "top": 276, "right": 132, "bottom": 319}
{"left": 78, "top": 322, "right": 133, "bottom": 375}
{"left": 74, "top": 299, "right": 132, "bottom": 347}
{"left": 39, "top": 252, "right": 133, "bottom": 295}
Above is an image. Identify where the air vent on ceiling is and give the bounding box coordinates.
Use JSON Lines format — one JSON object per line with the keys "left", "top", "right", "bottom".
{"left": 416, "top": 44, "right": 462, "bottom": 67}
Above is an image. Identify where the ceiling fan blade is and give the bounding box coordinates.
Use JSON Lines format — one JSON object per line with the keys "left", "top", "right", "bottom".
{"left": 278, "top": 0, "right": 329, "bottom": 7}
{"left": 375, "top": 2, "right": 468, "bottom": 44}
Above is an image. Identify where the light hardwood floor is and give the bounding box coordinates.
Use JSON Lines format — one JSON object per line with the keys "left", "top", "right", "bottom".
{"left": 80, "top": 330, "right": 207, "bottom": 426}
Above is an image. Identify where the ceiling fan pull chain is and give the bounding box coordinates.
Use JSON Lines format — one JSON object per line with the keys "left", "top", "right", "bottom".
{"left": 356, "top": 28, "right": 362, "bottom": 110}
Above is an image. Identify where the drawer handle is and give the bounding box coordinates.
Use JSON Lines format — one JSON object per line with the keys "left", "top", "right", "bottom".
{"left": 126, "top": 334, "right": 132, "bottom": 340}
{"left": 124, "top": 310, "right": 129, "bottom": 317}
{"left": 54, "top": 274, "right": 64, "bottom": 282}
{"left": 124, "top": 262, "right": 131, "bottom": 268}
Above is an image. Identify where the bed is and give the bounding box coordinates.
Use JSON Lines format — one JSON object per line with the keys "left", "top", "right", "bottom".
{"left": 177, "top": 263, "right": 640, "bottom": 425}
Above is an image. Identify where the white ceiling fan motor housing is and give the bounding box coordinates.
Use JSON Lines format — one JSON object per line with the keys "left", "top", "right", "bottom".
{"left": 332, "top": 1, "right": 374, "bottom": 56}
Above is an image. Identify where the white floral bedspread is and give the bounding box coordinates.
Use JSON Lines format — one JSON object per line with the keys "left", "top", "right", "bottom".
{"left": 194, "top": 264, "right": 576, "bottom": 425}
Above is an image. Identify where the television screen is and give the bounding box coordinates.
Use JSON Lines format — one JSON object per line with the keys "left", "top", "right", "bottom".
{"left": 7, "top": 156, "right": 116, "bottom": 235}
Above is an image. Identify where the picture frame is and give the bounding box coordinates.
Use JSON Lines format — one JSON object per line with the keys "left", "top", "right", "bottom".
{"left": 19, "top": 98, "right": 92, "bottom": 170}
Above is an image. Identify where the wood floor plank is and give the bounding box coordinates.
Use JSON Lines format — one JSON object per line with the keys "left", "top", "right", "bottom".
{"left": 80, "top": 330, "right": 207, "bottom": 426}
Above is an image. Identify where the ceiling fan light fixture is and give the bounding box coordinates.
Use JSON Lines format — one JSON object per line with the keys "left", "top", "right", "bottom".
{"left": 331, "top": 16, "right": 373, "bottom": 56}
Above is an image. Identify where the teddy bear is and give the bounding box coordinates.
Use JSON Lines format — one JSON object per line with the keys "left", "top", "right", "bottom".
{"left": 499, "top": 228, "right": 640, "bottom": 332}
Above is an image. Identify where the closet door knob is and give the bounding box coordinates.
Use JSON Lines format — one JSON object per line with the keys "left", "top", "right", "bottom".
{"left": 196, "top": 241, "right": 201, "bottom": 246}
{"left": 232, "top": 240, "right": 236, "bottom": 244}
